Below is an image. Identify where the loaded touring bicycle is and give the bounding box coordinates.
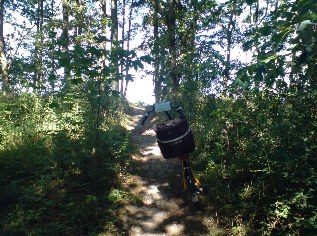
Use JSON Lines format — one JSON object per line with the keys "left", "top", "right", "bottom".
{"left": 140, "top": 101, "right": 202, "bottom": 202}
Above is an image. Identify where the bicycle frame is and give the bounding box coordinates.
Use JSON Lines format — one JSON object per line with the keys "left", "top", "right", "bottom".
{"left": 178, "top": 154, "right": 201, "bottom": 192}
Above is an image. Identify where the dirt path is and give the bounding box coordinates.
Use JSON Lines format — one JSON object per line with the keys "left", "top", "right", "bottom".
{"left": 121, "top": 105, "right": 220, "bottom": 236}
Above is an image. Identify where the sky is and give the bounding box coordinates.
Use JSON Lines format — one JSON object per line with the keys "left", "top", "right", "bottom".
{"left": 126, "top": 14, "right": 156, "bottom": 104}
{"left": 126, "top": 70, "right": 155, "bottom": 105}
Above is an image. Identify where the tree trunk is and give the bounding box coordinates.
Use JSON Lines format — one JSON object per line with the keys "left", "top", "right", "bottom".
{"left": 167, "top": 0, "right": 179, "bottom": 96}
{"left": 111, "top": 0, "right": 118, "bottom": 45}
{"left": 123, "top": 0, "right": 134, "bottom": 97}
{"left": 62, "top": 0, "right": 71, "bottom": 90}
{"left": 34, "top": 0, "right": 44, "bottom": 93}
{"left": 111, "top": 0, "right": 119, "bottom": 91}
{"left": 120, "top": 0, "right": 126, "bottom": 94}
{"left": 0, "top": 0, "right": 8, "bottom": 94}
{"left": 74, "top": 0, "right": 83, "bottom": 78}
{"left": 223, "top": 0, "right": 236, "bottom": 89}
{"left": 40, "top": 0, "right": 44, "bottom": 87}
{"left": 75, "top": 0, "right": 83, "bottom": 37}
{"left": 49, "top": 0, "right": 56, "bottom": 91}
{"left": 153, "top": 0, "right": 160, "bottom": 101}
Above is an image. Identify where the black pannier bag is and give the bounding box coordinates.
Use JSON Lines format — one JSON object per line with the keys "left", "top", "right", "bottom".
{"left": 154, "top": 118, "right": 195, "bottom": 159}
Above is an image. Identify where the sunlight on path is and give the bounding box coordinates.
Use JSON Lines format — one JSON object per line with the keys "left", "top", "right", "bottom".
{"left": 121, "top": 105, "right": 219, "bottom": 236}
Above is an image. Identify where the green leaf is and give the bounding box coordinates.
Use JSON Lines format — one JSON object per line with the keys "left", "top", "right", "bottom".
{"left": 260, "top": 54, "right": 278, "bottom": 64}
{"left": 85, "top": 195, "right": 97, "bottom": 204}
{"left": 246, "top": 0, "right": 257, "bottom": 6}
{"left": 71, "top": 78, "right": 83, "bottom": 85}
{"left": 132, "top": 60, "right": 144, "bottom": 71}
{"left": 140, "top": 55, "right": 153, "bottom": 64}
{"left": 126, "top": 74, "right": 134, "bottom": 82}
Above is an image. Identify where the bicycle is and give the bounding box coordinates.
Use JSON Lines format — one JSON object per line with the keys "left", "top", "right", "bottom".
{"left": 140, "top": 101, "right": 203, "bottom": 202}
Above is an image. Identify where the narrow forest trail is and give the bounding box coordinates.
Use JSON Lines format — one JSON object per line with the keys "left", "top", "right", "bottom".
{"left": 121, "top": 104, "right": 221, "bottom": 236}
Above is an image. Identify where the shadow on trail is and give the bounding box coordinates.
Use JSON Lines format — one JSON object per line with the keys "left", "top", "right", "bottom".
{"left": 123, "top": 105, "right": 210, "bottom": 236}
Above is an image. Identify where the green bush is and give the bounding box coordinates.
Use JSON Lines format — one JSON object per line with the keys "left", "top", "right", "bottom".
{"left": 0, "top": 94, "right": 133, "bottom": 235}
{"left": 179, "top": 90, "right": 317, "bottom": 234}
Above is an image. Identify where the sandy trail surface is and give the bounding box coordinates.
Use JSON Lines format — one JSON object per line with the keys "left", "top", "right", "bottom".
{"left": 121, "top": 105, "right": 219, "bottom": 236}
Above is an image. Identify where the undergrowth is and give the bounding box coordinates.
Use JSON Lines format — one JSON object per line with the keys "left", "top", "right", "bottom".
{"left": 0, "top": 93, "right": 135, "bottom": 235}
{"left": 180, "top": 89, "right": 317, "bottom": 235}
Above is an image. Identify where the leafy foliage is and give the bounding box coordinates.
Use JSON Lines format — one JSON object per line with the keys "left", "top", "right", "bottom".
{"left": 156, "top": 0, "right": 317, "bottom": 234}
{"left": 189, "top": 91, "right": 317, "bottom": 234}
{"left": 1, "top": 0, "right": 317, "bottom": 235}
{"left": 0, "top": 93, "right": 134, "bottom": 235}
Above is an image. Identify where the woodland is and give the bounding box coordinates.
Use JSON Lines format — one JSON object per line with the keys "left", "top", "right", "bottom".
{"left": 0, "top": 0, "right": 316, "bottom": 235}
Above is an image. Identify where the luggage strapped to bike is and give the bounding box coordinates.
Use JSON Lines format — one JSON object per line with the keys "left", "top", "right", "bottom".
{"left": 141, "top": 102, "right": 195, "bottom": 159}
